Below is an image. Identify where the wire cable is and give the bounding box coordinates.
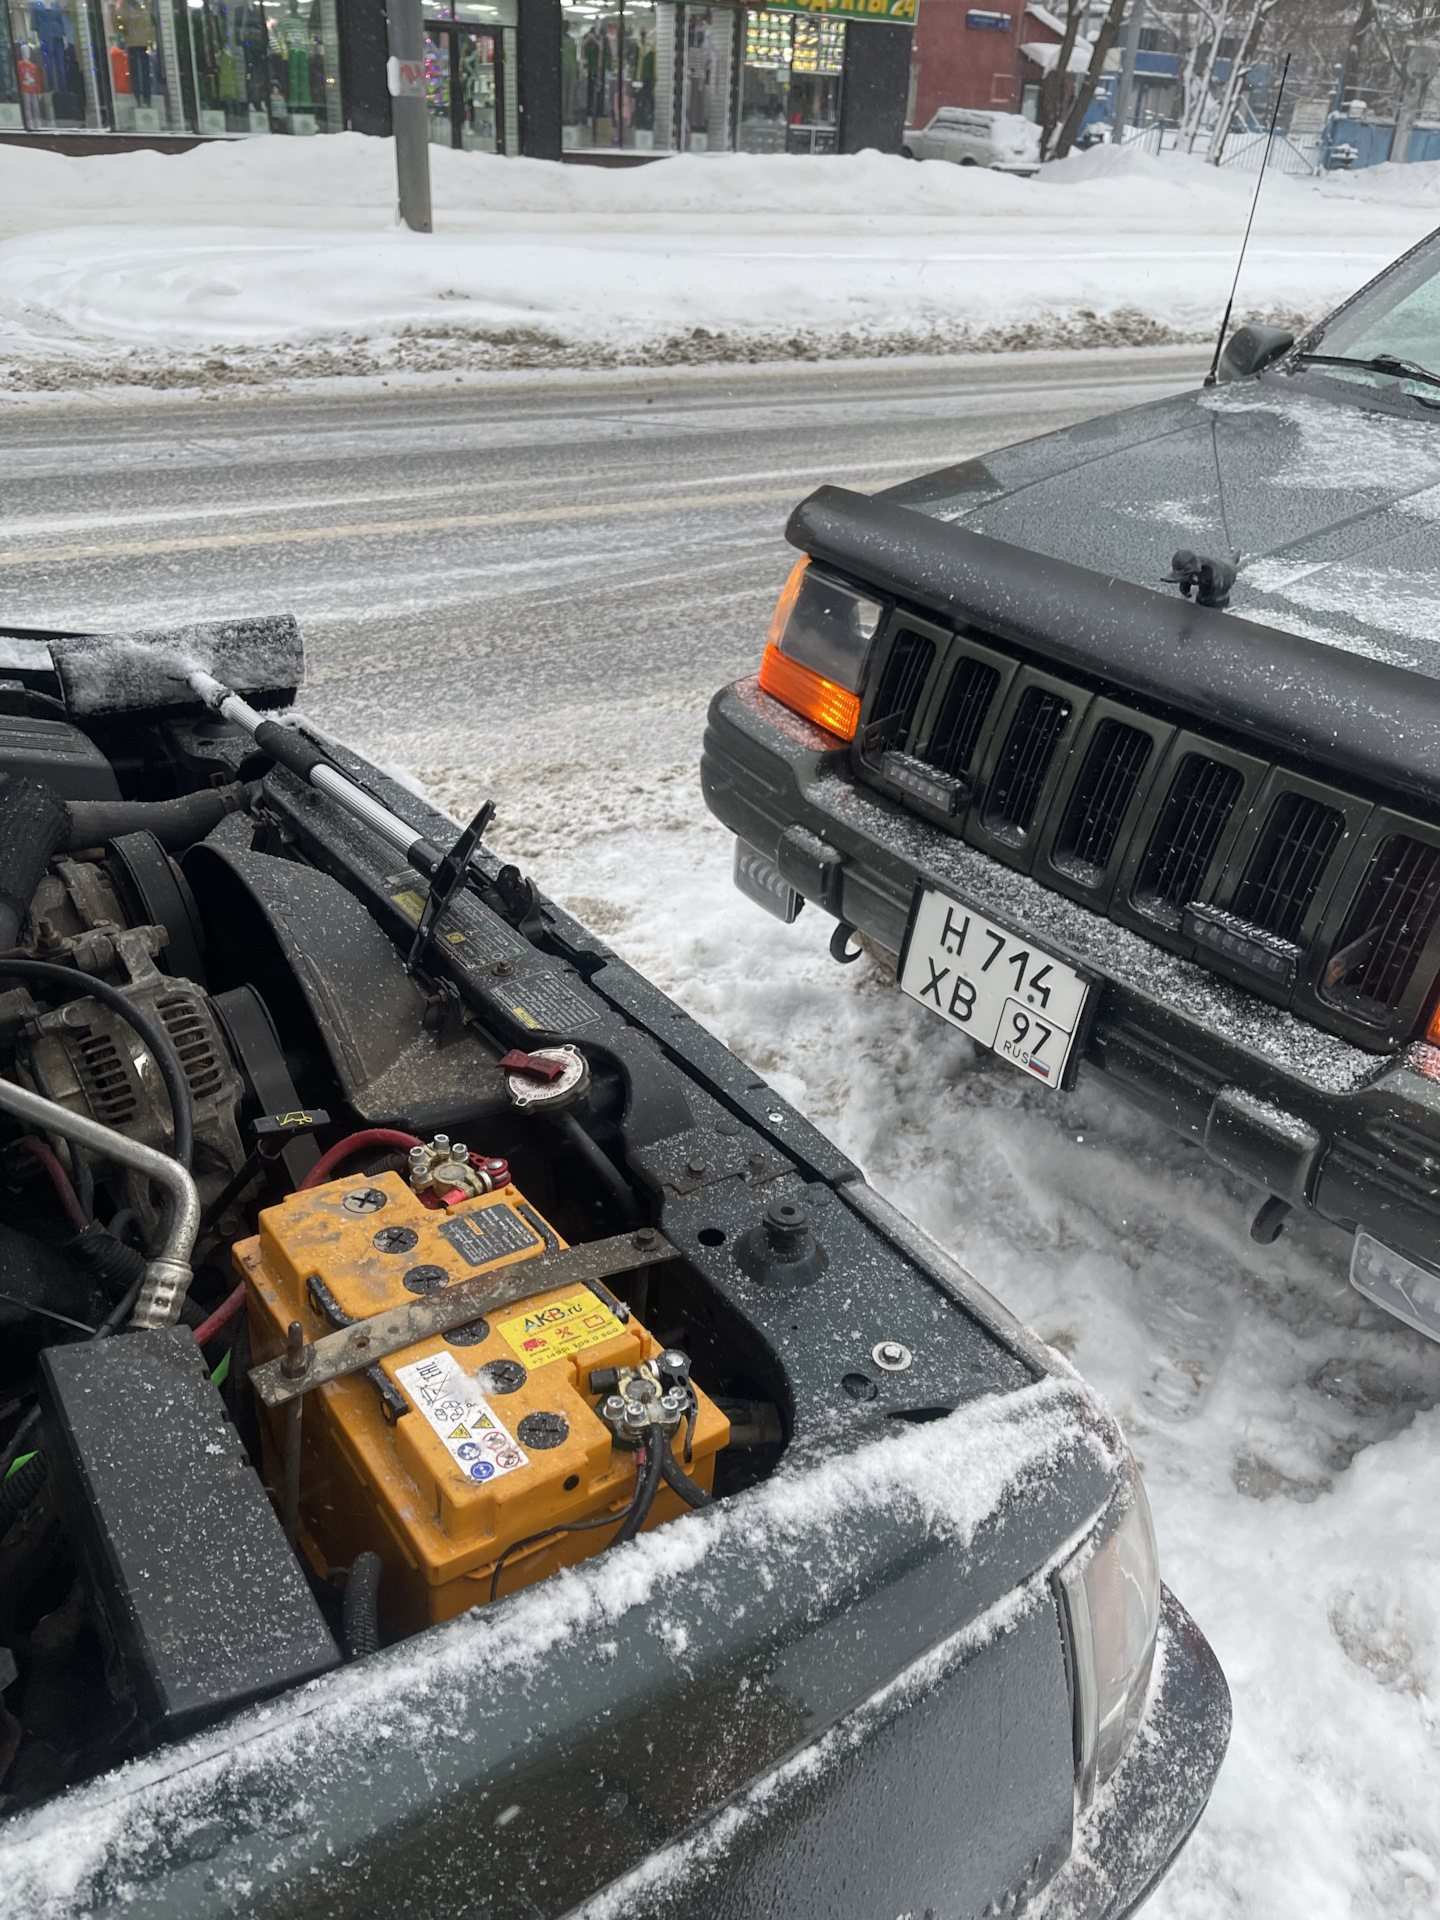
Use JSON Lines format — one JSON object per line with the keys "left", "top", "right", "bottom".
{"left": 609, "top": 1433, "right": 665, "bottom": 1548}
{"left": 299, "top": 1128, "right": 423, "bottom": 1191}
{"left": 0, "top": 959, "right": 194, "bottom": 1170}
{"left": 26, "top": 1047, "right": 94, "bottom": 1222}
{"left": 17, "top": 1136, "right": 89, "bottom": 1235}
{"left": 659, "top": 1448, "right": 713, "bottom": 1510}
{"left": 487, "top": 1446, "right": 653, "bottom": 1605}
{"left": 191, "top": 1282, "right": 247, "bottom": 1349}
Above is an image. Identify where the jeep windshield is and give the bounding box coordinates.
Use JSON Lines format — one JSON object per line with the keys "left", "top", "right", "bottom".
{"left": 1288, "top": 229, "right": 1440, "bottom": 404}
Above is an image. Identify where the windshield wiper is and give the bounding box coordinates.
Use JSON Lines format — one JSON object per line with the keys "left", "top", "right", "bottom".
{"left": 1289, "top": 350, "right": 1440, "bottom": 393}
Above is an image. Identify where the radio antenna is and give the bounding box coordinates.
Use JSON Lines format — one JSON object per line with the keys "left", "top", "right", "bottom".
{"left": 1204, "top": 53, "right": 1292, "bottom": 387}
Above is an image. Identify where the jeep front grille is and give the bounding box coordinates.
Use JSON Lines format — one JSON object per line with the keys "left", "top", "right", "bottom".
{"left": 1234, "top": 792, "right": 1345, "bottom": 942}
{"left": 847, "top": 604, "right": 1431, "bottom": 1046}
{"left": 1324, "top": 835, "right": 1440, "bottom": 1012}
{"left": 1133, "top": 755, "right": 1244, "bottom": 921}
{"left": 922, "top": 655, "right": 1001, "bottom": 781}
{"left": 1053, "top": 719, "right": 1152, "bottom": 881}
{"left": 868, "top": 630, "right": 934, "bottom": 754}
{"left": 983, "top": 687, "right": 1071, "bottom": 840}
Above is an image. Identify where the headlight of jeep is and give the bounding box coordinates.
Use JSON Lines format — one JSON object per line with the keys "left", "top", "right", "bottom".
{"left": 1057, "top": 1468, "right": 1160, "bottom": 1803}
{"left": 758, "top": 557, "right": 884, "bottom": 742}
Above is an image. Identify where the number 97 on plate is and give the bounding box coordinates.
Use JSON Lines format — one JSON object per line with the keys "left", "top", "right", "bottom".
{"left": 898, "top": 885, "right": 1092, "bottom": 1091}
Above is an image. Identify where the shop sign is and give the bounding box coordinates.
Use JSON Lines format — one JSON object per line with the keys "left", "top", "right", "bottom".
{"left": 755, "top": 0, "right": 916, "bottom": 21}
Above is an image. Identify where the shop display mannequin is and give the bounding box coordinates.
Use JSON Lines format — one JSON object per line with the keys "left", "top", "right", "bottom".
{"left": 113, "top": 0, "right": 155, "bottom": 107}
{"left": 635, "top": 28, "right": 654, "bottom": 132}
{"left": 275, "top": 0, "right": 311, "bottom": 111}
{"left": 581, "top": 24, "right": 600, "bottom": 120}
{"left": 231, "top": 0, "right": 267, "bottom": 110}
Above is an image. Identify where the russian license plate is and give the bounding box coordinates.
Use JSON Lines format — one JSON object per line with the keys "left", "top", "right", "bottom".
{"left": 899, "top": 885, "right": 1092, "bottom": 1089}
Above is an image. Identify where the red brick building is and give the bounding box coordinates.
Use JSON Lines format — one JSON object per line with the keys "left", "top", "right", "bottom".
{"left": 909, "top": 0, "right": 1073, "bottom": 127}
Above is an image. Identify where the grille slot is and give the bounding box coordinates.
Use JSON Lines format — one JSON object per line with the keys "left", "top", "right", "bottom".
{"left": 1324, "top": 834, "right": 1440, "bottom": 1014}
{"left": 156, "top": 993, "right": 224, "bottom": 1100}
{"left": 1052, "top": 720, "right": 1153, "bottom": 881}
{"left": 868, "top": 630, "right": 935, "bottom": 755}
{"left": 1133, "top": 754, "right": 1244, "bottom": 920}
{"left": 982, "top": 687, "right": 1072, "bottom": 841}
{"left": 922, "top": 655, "right": 1001, "bottom": 782}
{"left": 75, "top": 1030, "right": 138, "bottom": 1128}
{"left": 1233, "top": 792, "right": 1345, "bottom": 942}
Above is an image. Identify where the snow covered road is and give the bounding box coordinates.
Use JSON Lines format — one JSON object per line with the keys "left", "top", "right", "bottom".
{"left": 4, "top": 357, "right": 1440, "bottom": 1914}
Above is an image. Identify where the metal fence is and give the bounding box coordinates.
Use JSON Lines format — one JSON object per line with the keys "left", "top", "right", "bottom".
{"left": 1213, "top": 128, "right": 1323, "bottom": 175}
{"left": 1112, "top": 122, "right": 1321, "bottom": 175}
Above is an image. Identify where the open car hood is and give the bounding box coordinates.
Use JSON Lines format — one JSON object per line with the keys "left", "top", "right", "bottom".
{"left": 884, "top": 378, "right": 1440, "bottom": 681}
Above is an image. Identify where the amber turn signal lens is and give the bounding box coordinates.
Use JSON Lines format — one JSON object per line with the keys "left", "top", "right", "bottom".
{"left": 1426, "top": 999, "right": 1440, "bottom": 1047}
{"left": 767, "top": 556, "right": 809, "bottom": 648}
{"left": 758, "top": 643, "right": 861, "bottom": 741}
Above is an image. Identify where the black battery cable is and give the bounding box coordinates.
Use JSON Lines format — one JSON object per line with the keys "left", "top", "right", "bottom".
{"left": 487, "top": 1436, "right": 668, "bottom": 1605}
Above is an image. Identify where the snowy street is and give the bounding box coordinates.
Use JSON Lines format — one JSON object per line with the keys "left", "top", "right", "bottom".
{"left": 4, "top": 352, "right": 1440, "bottom": 1914}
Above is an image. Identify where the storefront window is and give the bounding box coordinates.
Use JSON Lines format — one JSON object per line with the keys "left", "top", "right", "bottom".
{"left": 680, "top": 4, "right": 732, "bottom": 150}
{"left": 742, "top": 8, "right": 842, "bottom": 153}
{"left": 178, "top": 0, "right": 340, "bottom": 135}
{"left": 96, "top": 0, "right": 186, "bottom": 130}
{"left": 425, "top": 0, "right": 513, "bottom": 150}
{"left": 182, "top": 0, "right": 271, "bottom": 134}
{"left": 8, "top": 0, "right": 108, "bottom": 129}
{"left": 561, "top": 0, "right": 664, "bottom": 152}
{"left": 0, "top": 3, "right": 24, "bottom": 124}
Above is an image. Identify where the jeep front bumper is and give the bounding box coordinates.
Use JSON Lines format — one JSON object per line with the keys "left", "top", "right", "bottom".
{"left": 702, "top": 678, "right": 1440, "bottom": 1279}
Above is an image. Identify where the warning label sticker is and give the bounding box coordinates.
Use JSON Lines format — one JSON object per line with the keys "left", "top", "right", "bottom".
{"left": 395, "top": 1351, "right": 528, "bottom": 1485}
{"left": 498, "top": 1289, "right": 623, "bottom": 1367}
{"left": 439, "top": 1203, "right": 541, "bottom": 1268}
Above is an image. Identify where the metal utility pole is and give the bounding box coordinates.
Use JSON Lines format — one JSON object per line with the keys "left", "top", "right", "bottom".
{"left": 1111, "top": 0, "right": 1146, "bottom": 144}
{"left": 1391, "top": 40, "right": 1440, "bottom": 165}
{"left": 387, "top": 0, "right": 433, "bottom": 234}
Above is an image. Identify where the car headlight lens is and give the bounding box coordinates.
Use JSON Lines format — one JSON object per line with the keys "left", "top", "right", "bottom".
{"left": 1057, "top": 1468, "right": 1160, "bottom": 1802}
{"left": 757, "top": 557, "right": 884, "bottom": 742}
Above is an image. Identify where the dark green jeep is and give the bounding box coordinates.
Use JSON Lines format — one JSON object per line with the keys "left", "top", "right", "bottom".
{"left": 704, "top": 230, "right": 1440, "bottom": 1342}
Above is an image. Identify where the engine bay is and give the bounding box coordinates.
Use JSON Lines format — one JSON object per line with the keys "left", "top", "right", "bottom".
{"left": 0, "top": 623, "right": 807, "bottom": 1808}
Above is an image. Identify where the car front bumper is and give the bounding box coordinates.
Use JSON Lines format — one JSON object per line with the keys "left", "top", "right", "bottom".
{"left": 702, "top": 678, "right": 1440, "bottom": 1276}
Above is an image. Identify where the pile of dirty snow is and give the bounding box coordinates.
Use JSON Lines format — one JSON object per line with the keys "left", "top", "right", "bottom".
{"left": 0, "top": 141, "right": 1436, "bottom": 391}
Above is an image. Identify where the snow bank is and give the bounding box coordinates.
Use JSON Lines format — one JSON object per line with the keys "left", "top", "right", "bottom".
{"left": 0, "top": 139, "right": 1436, "bottom": 389}
{"left": 3, "top": 135, "right": 1440, "bottom": 233}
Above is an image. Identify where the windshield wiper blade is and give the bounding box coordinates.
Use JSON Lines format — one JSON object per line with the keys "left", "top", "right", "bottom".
{"left": 1290, "top": 350, "right": 1440, "bottom": 393}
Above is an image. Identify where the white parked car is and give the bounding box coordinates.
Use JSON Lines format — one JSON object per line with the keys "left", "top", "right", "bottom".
{"left": 901, "top": 107, "right": 1041, "bottom": 174}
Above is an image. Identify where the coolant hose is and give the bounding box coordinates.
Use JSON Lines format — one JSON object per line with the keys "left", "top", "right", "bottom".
{"left": 551, "top": 1112, "right": 641, "bottom": 1225}
{"left": 343, "top": 1551, "right": 383, "bottom": 1660}
{"left": 0, "top": 958, "right": 194, "bottom": 1170}
{"left": 0, "top": 1077, "right": 200, "bottom": 1329}
{"left": 0, "top": 779, "right": 70, "bottom": 954}
{"left": 61, "top": 782, "right": 257, "bottom": 854}
{"left": 659, "top": 1448, "right": 713, "bottom": 1511}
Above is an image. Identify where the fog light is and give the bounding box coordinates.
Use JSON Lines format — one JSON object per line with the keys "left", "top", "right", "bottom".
{"left": 1057, "top": 1469, "right": 1160, "bottom": 1804}
{"left": 1350, "top": 1231, "right": 1440, "bottom": 1343}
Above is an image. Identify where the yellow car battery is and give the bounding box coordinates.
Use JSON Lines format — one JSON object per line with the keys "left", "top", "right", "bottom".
{"left": 236, "top": 1170, "right": 728, "bottom": 1632}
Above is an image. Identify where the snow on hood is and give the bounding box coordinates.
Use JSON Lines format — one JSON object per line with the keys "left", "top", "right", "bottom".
{"left": 0, "top": 1376, "right": 1117, "bottom": 1919}
{"left": 889, "top": 375, "right": 1440, "bottom": 680}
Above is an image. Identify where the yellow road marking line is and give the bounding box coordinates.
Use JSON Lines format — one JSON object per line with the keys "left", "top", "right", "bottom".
{"left": 0, "top": 484, "right": 814, "bottom": 569}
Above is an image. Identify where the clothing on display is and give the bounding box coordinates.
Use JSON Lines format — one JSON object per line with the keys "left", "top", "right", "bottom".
{"left": 113, "top": 0, "right": 155, "bottom": 105}
{"left": 275, "top": 0, "right": 309, "bottom": 109}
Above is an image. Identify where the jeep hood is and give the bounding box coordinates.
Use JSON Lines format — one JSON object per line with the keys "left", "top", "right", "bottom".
{"left": 883, "top": 378, "right": 1440, "bottom": 680}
